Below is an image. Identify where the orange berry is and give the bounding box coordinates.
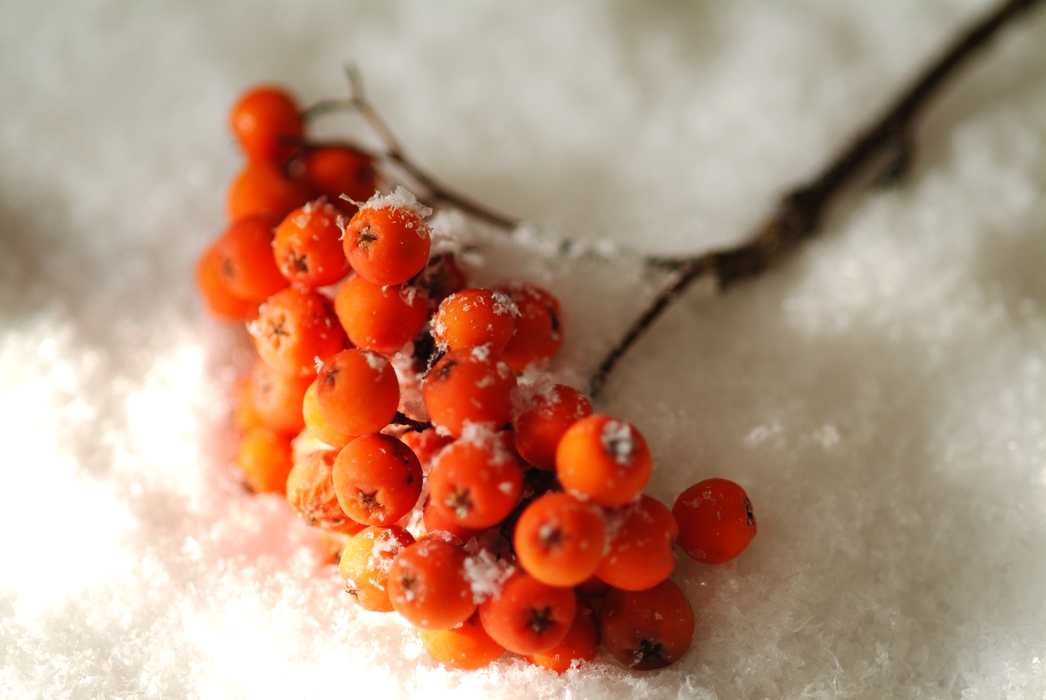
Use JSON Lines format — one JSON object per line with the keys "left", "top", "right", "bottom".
{"left": 497, "top": 283, "right": 563, "bottom": 371}
{"left": 229, "top": 85, "right": 303, "bottom": 165}
{"left": 421, "top": 494, "right": 481, "bottom": 543}
{"left": 513, "top": 492, "right": 605, "bottom": 588}
{"left": 513, "top": 383, "right": 592, "bottom": 471}
{"left": 334, "top": 274, "right": 428, "bottom": 354}
{"left": 420, "top": 611, "right": 505, "bottom": 670}
{"left": 339, "top": 525, "right": 415, "bottom": 612}
{"left": 387, "top": 538, "right": 475, "bottom": 630}
{"left": 341, "top": 189, "right": 432, "bottom": 286}
{"left": 302, "top": 145, "right": 377, "bottom": 211}
{"left": 227, "top": 161, "right": 312, "bottom": 223}
{"left": 315, "top": 348, "right": 400, "bottom": 436}
{"left": 213, "top": 216, "right": 289, "bottom": 303}
{"left": 432, "top": 288, "right": 517, "bottom": 352}
{"left": 599, "top": 579, "right": 695, "bottom": 670}
{"left": 555, "top": 414, "right": 652, "bottom": 507}
{"left": 427, "top": 430, "right": 524, "bottom": 530}
{"left": 236, "top": 426, "right": 294, "bottom": 494}
{"left": 286, "top": 449, "right": 365, "bottom": 533}
{"left": 422, "top": 345, "right": 517, "bottom": 438}
{"left": 478, "top": 570, "right": 577, "bottom": 655}
{"left": 231, "top": 375, "right": 262, "bottom": 433}
{"left": 596, "top": 495, "right": 677, "bottom": 591}
{"left": 272, "top": 200, "right": 351, "bottom": 287}
{"left": 244, "top": 359, "right": 311, "bottom": 435}
{"left": 301, "top": 379, "right": 354, "bottom": 448}
{"left": 196, "top": 241, "right": 256, "bottom": 320}
{"left": 525, "top": 599, "right": 599, "bottom": 673}
{"left": 250, "top": 288, "right": 346, "bottom": 378}
{"left": 332, "top": 434, "right": 422, "bottom": 527}
{"left": 673, "top": 478, "right": 756, "bottom": 564}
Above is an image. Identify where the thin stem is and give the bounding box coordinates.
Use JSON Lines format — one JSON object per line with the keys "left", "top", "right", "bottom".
{"left": 589, "top": 0, "right": 1044, "bottom": 399}
{"left": 304, "top": 67, "right": 521, "bottom": 230}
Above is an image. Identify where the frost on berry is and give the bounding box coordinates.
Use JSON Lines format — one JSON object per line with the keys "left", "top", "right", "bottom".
{"left": 463, "top": 548, "right": 514, "bottom": 604}
{"left": 359, "top": 185, "right": 433, "bottom": 223}
{"left": 601, "top": 419, "right": 636, "bottom": 465}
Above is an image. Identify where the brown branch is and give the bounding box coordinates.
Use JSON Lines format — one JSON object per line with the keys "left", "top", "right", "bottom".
{"left": 589, "top": 0, "right": 1044, "bottom": 399}
{"left": 303, "top": 67, "right": 520, "bottom": 230}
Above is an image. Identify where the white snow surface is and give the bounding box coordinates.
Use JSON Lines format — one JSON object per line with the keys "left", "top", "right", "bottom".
{"left": 2, "top": 1, "right": 1046, "bottom": 698}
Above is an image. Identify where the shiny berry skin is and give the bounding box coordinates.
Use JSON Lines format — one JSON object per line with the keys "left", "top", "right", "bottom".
{"left": 272, "top": 200, "right": 351, "bottom": 287}
{"left": 422, "top": 345, "right": 517, "bottom": 438}
{"left": 478, "top": 570, "right": 577, "bottom": 655}
{"left": 315, "top": 349, "right": 399, "bottom": 436}
{"left": 302, "top": 145, "right": 377, "bottom": 211}
{"left": 672, "top": 478, "right": 756, "bottom": 564}
{"left": 513, "top": 492, "right": 605, "bottom": 588}
{"left": 387, "top": 538, "right": 475, "bottom": 630}
{"left": 339, "top": 525, "right": 415, "bottom": 612}
{"left": 555, "top": 414, "right": 652, "bottom": 507}
{"left": 513, "top": 383, "right": 592, "bottom": 471}
{"left": 332, "top": 434, "right": 422, "bottom": 527}
{"left": 213, "top": 216, "right": 288, "bottom": 303}
{"left": 420, "top": 611, "right": 505, "bottom": 670}
{"left": 226, "top": 161, "right": 312, "bottom": 223}
{"left": 250, "top": 288, "right": 346, "bottom": 378}
{"left": 497, "top": 282, "right": 563, "bottom": 372}
{"left": 334, "top": 274, "right": 428, "bottom": 354}
{"left": 427, "top": 431, "right": 524, "bottom": 530}
{"left": 341, "top": 190, "right": 432, "bottom": 286}
{"left": 229, "top": 85, "right": 303, "bottom": 165}
{"left": 432, "top": 288, "right": 517, "bottom": 352}
{"left": 599, "top": 579, "right": 694, "bottom": 670}
{"left": 596, "top": 495, "right": 677, "bottom": 591}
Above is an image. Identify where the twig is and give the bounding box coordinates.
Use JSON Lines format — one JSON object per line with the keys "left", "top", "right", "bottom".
{"left": 589, "top": 0, "right": 1044, "bottom": 399}
{"left": 303, "top": 67, "right": 520, "bottom": 230}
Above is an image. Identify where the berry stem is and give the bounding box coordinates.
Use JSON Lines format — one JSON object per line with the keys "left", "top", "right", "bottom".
{"left": 303, "top": 67, "right": 520, "bottom": 230}
{"left": 589, "top": 0, "right": 1045, "bottom": 399}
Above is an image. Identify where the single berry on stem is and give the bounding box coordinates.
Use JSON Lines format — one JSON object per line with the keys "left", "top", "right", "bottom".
{"left": 673, "top": 478, "right": 756, "bottom": 564}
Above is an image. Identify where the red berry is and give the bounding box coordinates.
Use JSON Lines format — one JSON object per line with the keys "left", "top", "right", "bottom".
{"left": 600, "top": 579, "right": 695, "bottom": 670}
{"left": 422, "top": 345, "right": 517, "bottom": 438}
{"left": 673, "top": 478, "right": 756, "bottom": 564}
{"left": 227, "top": 161, "right": 312, "bottom": 223}
{"left": 341, "top": 189, "right": 432, "bottom": 286}
{"left": 432, "top": 288, "right": 517, "bottom": 352}
{"left": 273, "top": 200, "right": 351, "bottom": 287}
{"left": 332, "top": 434, "right": 423, "bottom": 527}
{"left": 555, "top": 414, "right": 652, "bottom": 507}
{"left": 478, "top": 570, "right": 577, "bottom": 655}
{"left": 314, "top": 348, "right": 400, "bottom": 436}
{"left": 497, "top": 282, "right": 563, "bottom": 371}
{"left": 334, "top": 274, "right": 428, "bottom": 354}
{"left": 513, "top": 383, "right": 592, "bottom": 471}
{"left": 213, "top": 216, "right": 289, "bottom": 303}
{"left": 229, "top": 85, "right": 304, "bottom": 165}
{"left": 250, "top": 288, "right": 346, "bottom": 378}
{"left": 387, "top": 538, "right": 475, "bottom": 630}
{"left": 302, "top": 145, "right": 377, "bottom": 210}
{"left": 596, "top": 495, "right": 677, "bottom": 591}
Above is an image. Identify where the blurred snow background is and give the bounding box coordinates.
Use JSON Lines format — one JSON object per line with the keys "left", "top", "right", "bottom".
{"left": 1, "top": 1, "right": 1045, "bottom": 698}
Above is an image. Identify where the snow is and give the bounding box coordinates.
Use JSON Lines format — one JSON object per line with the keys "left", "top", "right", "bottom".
{"left": 2, "top": 1, "right": 1046, "bottom": 699}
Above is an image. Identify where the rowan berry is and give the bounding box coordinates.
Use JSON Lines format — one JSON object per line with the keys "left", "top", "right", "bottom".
{"left": 332, "top": 434, "right": 422, "bottom": 527}
{"left": 415, "top": 252, "right": 468, "bottom": 310}
{"left": 432, "top": 288, "right": 517, "bottom": 352}
{"left": 272, "top": 199, "right": 351, "bottom": 287}
{"left": 513, "top": 383, "right": 592, "bottom": 471}
{"left": 301, "top": 145, "right": 377, "bottom": 211}
{"left": 596, "top": 495, "right": 677, "bottom": 591}
{"left": 422, "top": 345, "right": 517, "bottom": 438}
{"left": 286, "top": 449, "right": 364, "bottom": 533}
{"left": 420, "top": 611, "right": 505, "bottom": 670}
{"left": 236, "top": 425, "right": 294, "bottom": 494}
{"left": 497, "top": 283, "right": 563, "bottom": 372}
{"left": 229, "top": 85, "right": 303, "bottom": 165}
{"left": 513, "top": 492, "right": 605, "bottom": 588}
{"left": 250, "top": 288, "right": 346, "bottom": 378}
{"left": 213, "top": 216, "right": 289, "bottom": 303}
{"left": 341, "top": 188, "right": 432, "bottom": 286}
{"left": 300, "top": 379, "right": 354, "bottom": 448}
{"left": 196, "top": 241, "right": 256, "bottom": 320}
{"left": 673, "top": 478, "right": 756, "bottom": 564}
{"left": 227, "top": 161, "right": 313, "bottom": 223}
{"left": 524, "top": 599, "right": 599, "bottom": 673}
{"left": 242, "top": 359, "right": 311, "bottom": 435}
{"left": 599, "top": 579, "right": 694, "bottom": 670}
{"left": 334, "top": 274, "right": 428, "bottom": 354}
{"left": 231, "top": 375, "right": 262, "bottom": 433}
{"left": 555, "top": 414, "right": 652, "bottom": 507}
{"left": 339, "top": 525, "right": 415, "bottom": 612}
{"left": 314, "top": 349, "right": 399, "bottom": 436}
{"left": 421, "top": 494, "right": 481, "bottom": 543}
{"left": 478, "top": 570, "right": 576, "bottom": 655}
{"left": 387, "top": 538, "right": 475, "bottom": 630}
{"left": 400, "top": 428, "right": 454, "bottom": 469}
{"left": 427, "top": 429, "right": 524, "bottom": 530}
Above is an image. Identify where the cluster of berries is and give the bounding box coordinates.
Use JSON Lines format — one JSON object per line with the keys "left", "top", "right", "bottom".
{"left": 195, "top": 85, "right": 758, "bottom": 673}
